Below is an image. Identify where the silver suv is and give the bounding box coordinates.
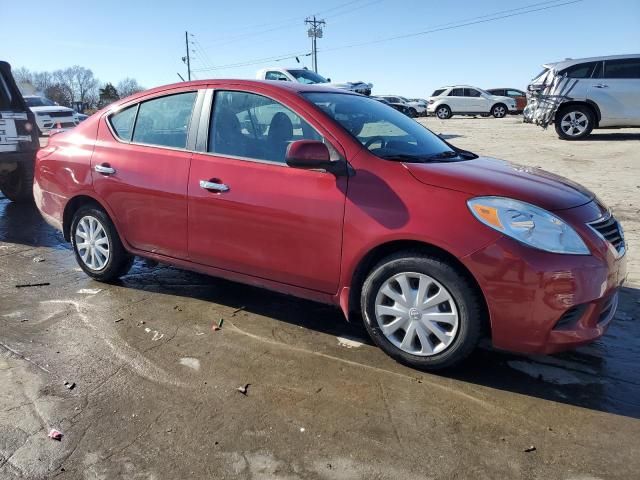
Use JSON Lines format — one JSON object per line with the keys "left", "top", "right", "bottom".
{"left": 525, "top": 54, "right": 640, "bottom": 140}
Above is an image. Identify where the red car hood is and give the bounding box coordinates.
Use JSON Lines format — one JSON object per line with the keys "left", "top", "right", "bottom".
{"left": 405, "top": 157, "right": 594, "bottom": 211}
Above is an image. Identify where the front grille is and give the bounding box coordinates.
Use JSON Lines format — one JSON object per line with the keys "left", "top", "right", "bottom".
{"left": 47, "top": 111, "right": 73, "bottom": 118}
{"left": 588, "top": 213, "right": 625, "bottom": 254}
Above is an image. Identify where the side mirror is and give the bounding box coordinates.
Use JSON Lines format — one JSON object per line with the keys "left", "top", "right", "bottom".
{"left": 286, "top": 140, "right": 346, "bottom": 176}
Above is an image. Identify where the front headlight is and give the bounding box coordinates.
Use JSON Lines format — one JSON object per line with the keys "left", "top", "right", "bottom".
{"left": 467, "top": 197, "right": 589, "bottom": 255}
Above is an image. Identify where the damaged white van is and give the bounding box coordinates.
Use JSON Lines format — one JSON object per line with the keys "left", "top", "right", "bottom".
{"left": 524, "top": 54, "right": 640, "bottom": 140}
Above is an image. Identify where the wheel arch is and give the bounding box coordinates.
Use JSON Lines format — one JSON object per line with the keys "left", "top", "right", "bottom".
{"left": 62, "top": 194, "right": 121, "bottom": 242}
{"left": 346, "top": 239, "right": 490, "bottom": 335}
{"left": 555, "top": 101, "right": 600, "bottom": 127}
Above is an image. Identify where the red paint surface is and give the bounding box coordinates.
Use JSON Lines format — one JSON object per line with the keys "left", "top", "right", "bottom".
{"left": 33, "top": 79, "right": 627, "bottom": 356}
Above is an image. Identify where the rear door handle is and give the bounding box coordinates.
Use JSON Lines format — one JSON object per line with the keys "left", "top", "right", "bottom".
{"left": 593, "top": 84, "right": 609, "bottom": 88}
{"left": 199, "top": 180, "right": 229, "bottom": 192}
{"left": 94, "top": 164, "right": 116, "bottom": 175}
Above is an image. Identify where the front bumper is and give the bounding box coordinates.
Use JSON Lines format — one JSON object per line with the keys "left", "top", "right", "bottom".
{"left": 462, "top": 205, "right": 627, "bottom": 355}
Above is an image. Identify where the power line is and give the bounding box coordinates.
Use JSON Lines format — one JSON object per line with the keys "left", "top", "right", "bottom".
{"left": 192, "top": 0, "right": 581, "bottom": 73}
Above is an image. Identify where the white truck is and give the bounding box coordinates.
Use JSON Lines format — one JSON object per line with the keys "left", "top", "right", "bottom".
{"left": 257, "top": 67, "right": 372, "bottom": 96}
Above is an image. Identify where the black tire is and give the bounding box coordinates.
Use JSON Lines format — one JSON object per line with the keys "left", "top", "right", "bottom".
{"left": 70, "top": 205, "right": 133, "bottom": 281}
{"left": 408, "top": 108, "right": 417, "bottom": 118}
{"left": 0, "top": 160, "right": 35, "bottom": 203}
{"left": 435, "top": 105, "right": 452, "bottom": 120}
{"left": 361, "top": 252, "right": 484, "bottom": 370}
{"left": 491, "top": 103, "right": 507, "bottom": 118}
{"left": 554, "top": 105, "right": 594, "bottom": 140}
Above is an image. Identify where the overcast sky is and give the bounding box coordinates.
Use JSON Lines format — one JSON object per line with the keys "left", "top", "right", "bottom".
{"left": 3, "top": 0, "right": 639, "bottom": 97}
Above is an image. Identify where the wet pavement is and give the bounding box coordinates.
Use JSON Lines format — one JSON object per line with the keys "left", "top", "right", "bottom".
{"left": 2, "top": 197, "right": 640, "bottom": 480}
{"left": 2, "top": 121, "right": 640, "bottom": 479}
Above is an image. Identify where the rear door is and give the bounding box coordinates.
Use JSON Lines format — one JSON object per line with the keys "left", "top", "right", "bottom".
{"left": 92, "top": 88, "right": 201, "bottom": 258}
{"left": 187, "top": 87, "right": 347, "bottom": 293}
{"left": 447, "top": 88, "right": 465, "bottom": 112}
{"left": 591, "top": 58, "right": 640, "bottom": 125}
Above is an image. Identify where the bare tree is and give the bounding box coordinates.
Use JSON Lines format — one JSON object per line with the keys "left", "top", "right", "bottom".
{"left": 117, "top": 78, "right": 144, "bottom": 98}
{"left": 12, "top": 67, "right": 33, "bottom": 85}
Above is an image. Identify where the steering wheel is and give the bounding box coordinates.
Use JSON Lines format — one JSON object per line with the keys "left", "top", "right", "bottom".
{"left": 364, "top": 136, "right": 386, "bottom": 150}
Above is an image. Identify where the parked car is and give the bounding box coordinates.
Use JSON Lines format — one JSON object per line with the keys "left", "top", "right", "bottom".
{"left": 376, "top": 96, "right": 426, "bottom": 117}
{"left": 23, "top": 95, "right": 79, "bottom": 135}
{"left": 486, "top": 88, "right": 527, "bottom": 113}
{"left": 257, "top": 67, "right": 372, "bottom": 95}
{"left": 34, "top": 80, "right": 626, "bottom": 370}
{"left": 74, "top": 111, "right": 89, "bottom": 122}
{"left": 427, "top": 86, "right": 517, "bottom": 119}
{"left": 0, "top": 61, "right": 39, "bottom": 202}
{"left": 524, "top": 54, "right": 640, "bottom": 140}
{"left": 372, "top": 96, "right": 412, "bottom": 116}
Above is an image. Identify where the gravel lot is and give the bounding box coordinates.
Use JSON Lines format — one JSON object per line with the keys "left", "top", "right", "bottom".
{"left": 1, "top": 118, "right": 639, "bottom": 479}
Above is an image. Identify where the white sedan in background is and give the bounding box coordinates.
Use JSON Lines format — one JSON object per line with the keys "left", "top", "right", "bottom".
{"left": 427, "top": 86, "right": 517, "bottom": 119}
{"left": 23, "top": 96, "right": 79, "bottom": 135}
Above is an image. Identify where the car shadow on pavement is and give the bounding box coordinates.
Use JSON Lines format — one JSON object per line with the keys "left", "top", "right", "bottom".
{"left": 121, "top": 261, "right": 640, "bottom": 420}
{"left": 584, "top": 132, "right": 640, "bottom": 141}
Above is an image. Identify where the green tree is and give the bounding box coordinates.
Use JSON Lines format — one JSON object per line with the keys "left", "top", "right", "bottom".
{"left": 98, "top": 83, "right": 120, "bottom": 108}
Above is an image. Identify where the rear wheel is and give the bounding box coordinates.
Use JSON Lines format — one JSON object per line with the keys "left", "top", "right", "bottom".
{"left": 435, "top": 105, "right": 452, "bottom": 120}
{"left": 71, "top": 205, "right": 133, "bottom": 281}
{"left": 555, "top": 105, "right": 594, "bottom": 140}
{"left": 361, "top": 252, "right": 484, "bottom": 370}
{"left": 0, "top": 160, "right": 35, "bottom": 203}
{"left": 408, "top": 108, "right": 417, "bottom": 118}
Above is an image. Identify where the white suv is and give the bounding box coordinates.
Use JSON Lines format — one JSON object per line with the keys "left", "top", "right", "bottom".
{"left": 525, "top": 54, "right": 640, "bottom": 140}
{"left": 23, "top": 95, "right": 78, "bottom": 135}
{"left": 427, "top": 86, "right": 517, "bottom": 119}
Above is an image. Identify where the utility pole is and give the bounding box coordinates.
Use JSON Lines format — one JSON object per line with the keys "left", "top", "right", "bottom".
{"left": 305, "top": 16, "right": 325, "bottom": 73}
{"left": 182, "top": 31, "right": 191, "bottom": 81}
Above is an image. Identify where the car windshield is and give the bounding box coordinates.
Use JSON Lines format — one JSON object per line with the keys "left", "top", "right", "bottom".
{"left": 25, "top": 96, "right": 56, "bottom": 107}
{"left": 303, "top": 92, "right": 473, "bottom": 163}
{"left": 288, "top": 69, "right": 329, "bottom": 84}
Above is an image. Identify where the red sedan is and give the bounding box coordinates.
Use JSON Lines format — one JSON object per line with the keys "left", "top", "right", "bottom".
{"left": 33, "top": 80, "right": 626, "bottom": 370}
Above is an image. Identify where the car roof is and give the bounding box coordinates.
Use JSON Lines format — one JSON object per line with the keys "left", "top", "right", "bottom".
{"left": 542, "top": 53, "right": 640, "bottom": 71}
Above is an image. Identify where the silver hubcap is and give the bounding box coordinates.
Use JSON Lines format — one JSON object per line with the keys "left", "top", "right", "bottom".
{"left": 437, "top": 108, "right": 449, "bottom": 119}
{"left": 494, "top": 106, "right": 505, "bottom": 117}
{"left": 374, "top": 272, "right": 459, "bottom": 356}
{"left": 561, "top": 111, "right": 588, "bottom": 136}
{"left": 75, "top": 216, "right": 110, "bottom": 271}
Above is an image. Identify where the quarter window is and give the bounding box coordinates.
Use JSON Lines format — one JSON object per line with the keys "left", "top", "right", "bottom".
{"left": 265, "top": 71, "right": 289, "bottom": 81}
{"left": 603, "top": 58, "right": 640, "bottom": 79}
{"left": 560, "top": 62, "right": 598, "bottom": 79}
{"left": 131, "top": 92, "right": 196, "bottom": 148}
{"left": 209, "top": 90, "right": 322, "bottom": 164}
{"left": 109, "top": 105, "right": 137, "bottom": 141}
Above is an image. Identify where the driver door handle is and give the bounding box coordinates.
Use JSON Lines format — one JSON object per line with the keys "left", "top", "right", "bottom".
{"left": 94, "top": 164, "right": 116, "bottom": 175}
{"left": 200, "top": 180, "right": 229, "bottom": 192}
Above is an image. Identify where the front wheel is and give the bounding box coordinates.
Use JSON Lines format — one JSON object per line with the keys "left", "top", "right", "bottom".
{"left": 554, "top": 105, "right": 594, "bottom": 140}
{"left": 71, "top": 205, "right": 133, "bottom": 281}
{"left": 361, "top": 253, "right": 484, "bottom": 370}
{"left": 491, "top": 103, "right": 507, "bottom": 118}
{"left": 435, "top": 105, "right": 452, "bottom": 120}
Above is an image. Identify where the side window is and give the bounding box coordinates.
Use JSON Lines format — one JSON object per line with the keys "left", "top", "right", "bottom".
{"left": 449, "top": 88, "right": 464, "bottom": 96}
{"left": 603, "top": 58, "right": 640, "bottom": 79}
{"left": 131, "top": 92, "right": 196, "bottom": 148}
{"left": 507, "top": 89, "right": 523, "bottom": 97}
{"left": 561, "top": 62, "right": 597, "bottom": 79}
{"left": 465, "top": 89, "right": 481, "bottom": 97}
{"left": 209, "top": 90, "right": 322, "bottom": 164}
{"left": 109, "top": 105, "right": 137, "bottom": 141}
{"left": 265, "top": 71, "right": 289, "bottom": 81}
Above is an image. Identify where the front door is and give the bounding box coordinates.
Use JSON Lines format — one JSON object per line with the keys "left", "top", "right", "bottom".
{"left": 590, "top": 58, "right": 640, "bottom": 126}
{"left": 188, "top": 88, "right": 347, "bottom": 293}
{"left": 92, "top": 90, "right": 198, "bottom": 258}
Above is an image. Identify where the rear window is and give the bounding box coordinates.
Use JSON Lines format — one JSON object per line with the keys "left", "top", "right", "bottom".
{"left": 431, "top": 89, "right": 445, "bottom": 96}
{"left": 0, "top": 71, "right": 12, "bottom": 109}
{"left": 559, "top": 62, "right": 598, "bottom": 79}
{"left": 603, "top": 58, "right": 640, "bottom": 79}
